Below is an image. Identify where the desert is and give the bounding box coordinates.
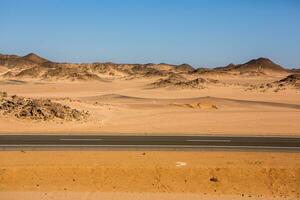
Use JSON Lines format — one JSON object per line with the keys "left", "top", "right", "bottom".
{"left": 0, "top": 53, "right": 300, "bottom": 135}
{"left": 1, "top": 53, "right": 300, "bottom": 200}
{"left": 2, "top": 1, "right": 300, "bottom": 200}
{"left": 0, "top": 150, "right": 299, "bottom": 200}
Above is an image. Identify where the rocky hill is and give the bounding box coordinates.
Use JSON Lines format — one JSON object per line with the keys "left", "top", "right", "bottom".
{"left": 194, "top": 58, "right": 288, "bottom": 76}
{"left": 0, "top": 53, "right": 293, "bottom": 81}
{"left": 22, "top": 53, "right": 49, "bottom": 64}
{"left": 0, "top": 53, "right": 197, "bottom": 81}
{"left": 175, "top": 64, "right": 194, "bottom": 73}
{"left": 218, "top": 58, "right": 287, "bottom": 74}
{"left": 151, "top": 73, "right": 220, "bottom": 89}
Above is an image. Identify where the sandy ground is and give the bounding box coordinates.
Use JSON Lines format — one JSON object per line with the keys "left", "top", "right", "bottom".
{"left": 0, "top": 150, "right": 299, "bottom": 200}
{"left": 0, "top": 78, "right": 300, "bottom": 135}
{"left": 1, "top": 76, "right": 299, "bottom": 200}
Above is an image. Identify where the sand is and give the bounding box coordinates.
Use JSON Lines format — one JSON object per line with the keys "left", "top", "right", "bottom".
{"left": 0, "top": 78, "right": 300, "bottom": 135}
{"left": 0, "top": 150, "right": 299, "bottom": 200}
{"left": 1, "top": 56, "right": 300, "bottom": 200}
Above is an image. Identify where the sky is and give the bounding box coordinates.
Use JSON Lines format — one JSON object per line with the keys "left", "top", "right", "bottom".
{"left": 0, "top": 0, "right": 300, "bottom": 68}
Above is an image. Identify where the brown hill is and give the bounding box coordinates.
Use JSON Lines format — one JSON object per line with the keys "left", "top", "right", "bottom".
{"left": 22, "top": 53, "right": 49, "bottom": 64}
{"left": 151, "top": 74, "right": 219, "bottom": 89}
{"left": 0, "top": 54, "right": 20, "bottom": 59}
{"left": 41, "top": 65, "right": 103, "bottom": 81}
{"left": 173, "top": 78, "right": 218, "bottom": 89}
{"left": 9, "top": 63, "right": 106, "bottom": 81}
{"left": 130, "top": 65, "right": 168, "bottom": 77}
{"left": 0, "top": 53, "right": 292, "bottom": 81}
{"left": 0, "top": 53, "right": 49, "bottom": 69}
{"left": 217, "top": 58, "right": 287, "bottom": 74}
{"left": 0, "top": 55, "right": 33, "bottom": 68}
{"left": 128, "top": 63, "right": 193, "bottom": 76}
{"left": 192, "top": 68, "right": 231, "bottom": 76}
{"left": 175, "top": 64, "right": 194, "bottom": 73}
{"left": 151, "top": 73, "right": 187, "bottom": 87}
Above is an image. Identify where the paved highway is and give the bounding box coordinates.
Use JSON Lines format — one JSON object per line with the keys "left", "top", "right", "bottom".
{"left": 0, "top": 135, "right": 300, "bottom": 150}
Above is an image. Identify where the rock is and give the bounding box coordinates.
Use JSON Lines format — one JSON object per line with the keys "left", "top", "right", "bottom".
{"left": 0, "top": 92, "right": 7, "bottom": 98}
{"left": 0, "top": 94, "right": 89, "bottom": 121}
{"left": 266, "top": 83, "right": 273, "bottom": 88}
{"left": 210, "top": 177, "right": 218, "bottom": 182}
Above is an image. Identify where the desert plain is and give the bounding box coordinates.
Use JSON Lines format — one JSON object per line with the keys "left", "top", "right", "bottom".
{"left": 0, "top": 53, "right": 300, "bottom": 200}
{"left": 0, "top": 150, "right": 300, "bottom": 200}
{"left": 0, "top": 53, "right": 300, "bottom": 135}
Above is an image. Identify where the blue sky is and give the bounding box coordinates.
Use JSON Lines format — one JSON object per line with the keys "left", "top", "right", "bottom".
{"left": 0, "top": 0, "right": 299, "bottom": 68}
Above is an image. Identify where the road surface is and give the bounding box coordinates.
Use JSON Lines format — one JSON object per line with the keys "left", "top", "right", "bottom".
{"left": 0, "top": 135, "right": 300, "bottom": 151}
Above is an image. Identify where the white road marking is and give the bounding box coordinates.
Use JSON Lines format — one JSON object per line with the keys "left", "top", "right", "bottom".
{"left": 186, "top": 139, "right": 231, "bottom": 142}
{"left": 59, "top": 138, "right": 103, "bottom": 141}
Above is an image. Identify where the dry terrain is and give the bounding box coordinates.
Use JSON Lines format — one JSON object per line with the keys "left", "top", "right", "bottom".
{"left": 0, "top": 150, "right": 299, "bottom": 200}
{"left": 1, "top": 53, "right": 300, "bottom": 200}
{"left": 0, "top": 53, "right": 300, "bottom": 135}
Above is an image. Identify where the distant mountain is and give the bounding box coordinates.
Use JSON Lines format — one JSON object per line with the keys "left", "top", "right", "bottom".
{"left": 236, "top": 58, "right": 286, "bottom": 72}
{"left": 0, "top": 53, "right": 50, "bottom": 68}
{"left": 0, "top": 54, "right": 19, "bottom": 59}
{"left": 22, "top": 53, "right": 49, "bottom": 64}
{"left": 213, "top": 58, "right": 288, "bottom": 75}
{"left": 175, "top": 64, "right": 194, "bottom": 72}
{"left": 0, "top": 53, "right": 182, "bottom": 81}
{"left": 0, "top": 53, "right": 292, "bottom": 81}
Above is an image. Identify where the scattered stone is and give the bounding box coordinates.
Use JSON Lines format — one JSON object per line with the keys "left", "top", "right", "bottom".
{"left": 277, "top": 74, "right": 300, "bottom": 88}
{"left": 246, "top": 74, "right": 300, "bottom": 92}
{"left": 210, "top": 177, "right": 218, "bottom": 182}
{"left": 0, "top": 92, "right": 7, "bottom": 98}
{"left": 266, "top": 83, "right": 273, "bottom": 88}
{"left": 0, "top": 92, "right": 89, "bottom": 121}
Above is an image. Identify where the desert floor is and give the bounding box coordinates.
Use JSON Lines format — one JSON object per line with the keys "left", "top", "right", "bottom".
{"left": 1, "top": 77, "right": 300, "bottom": 135}
{"left": 0, "top": 150, "right": 299, "bottom": 200}
{"left": 0, "top": 77, "right": 299, "bottom": 200}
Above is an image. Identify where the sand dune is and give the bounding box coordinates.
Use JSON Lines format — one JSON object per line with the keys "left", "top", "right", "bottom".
{"left": 1, "top": 89, "right": 300, "bottom": 134}
{"left": 1, "top": 53, "right": 300, "bottom": 200}
{"left": 0, "top": 53, "right": 300, "bottom": 134}
{"left": 81, "top": 94, "right": 300, "bottom": 110}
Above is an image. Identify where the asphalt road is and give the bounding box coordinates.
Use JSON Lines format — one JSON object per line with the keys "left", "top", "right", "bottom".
{"left": 0, "top": 135, "right": 300, "bottom": 151}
